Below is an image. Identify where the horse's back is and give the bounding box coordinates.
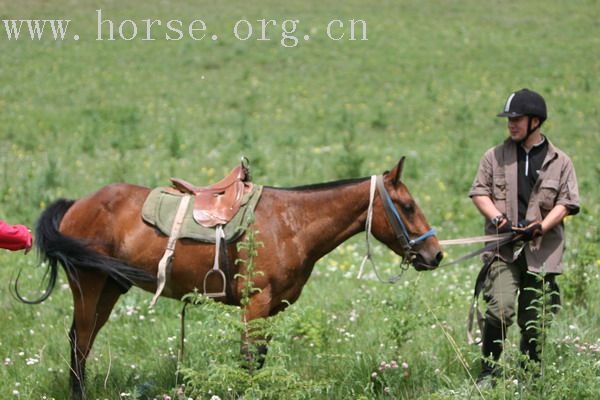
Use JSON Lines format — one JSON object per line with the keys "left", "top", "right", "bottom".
{"left": 60, "top": 183, "right": 152, "bottom": 252}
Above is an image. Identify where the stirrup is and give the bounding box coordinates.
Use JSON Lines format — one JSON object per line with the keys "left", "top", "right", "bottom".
{"left": 203, "top": 267, "right": 227, "bottom": 298}
{"left": 203, "top": 225, "right": 227, "bottom": 298}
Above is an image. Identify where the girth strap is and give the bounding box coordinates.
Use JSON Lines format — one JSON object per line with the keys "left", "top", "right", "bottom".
{"left": 151, "top": 194, "right": 192, "bottom": 307}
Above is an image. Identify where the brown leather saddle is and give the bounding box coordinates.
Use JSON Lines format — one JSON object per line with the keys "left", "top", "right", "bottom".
{"left": 169, "top": 163, "right": 253, "bottom": 228}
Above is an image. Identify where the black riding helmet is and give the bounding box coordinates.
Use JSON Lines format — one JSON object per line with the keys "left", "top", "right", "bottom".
{"left": 497, "top": 88, "right": 547, "bottom": 141}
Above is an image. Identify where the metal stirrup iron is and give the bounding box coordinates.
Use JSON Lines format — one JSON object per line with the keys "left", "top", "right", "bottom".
{"left": 203, "top": 225, "right": 227, "bottom": 297}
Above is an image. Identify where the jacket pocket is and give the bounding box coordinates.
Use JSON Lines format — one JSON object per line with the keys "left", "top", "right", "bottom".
{"left": 492, "top": 174, "right": 507, "bottom": 214}
{"left": 539, "top": 179, "right": 559, "bottom": 210}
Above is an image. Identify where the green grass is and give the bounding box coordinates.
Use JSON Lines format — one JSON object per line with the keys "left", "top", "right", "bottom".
{"left": 1, "top": 0, "right": 599, "bottom": 398}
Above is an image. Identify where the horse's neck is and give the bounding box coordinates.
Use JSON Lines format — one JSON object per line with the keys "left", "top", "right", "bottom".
{"left": 273, "top": 179, "right": 371, "bottom": 263}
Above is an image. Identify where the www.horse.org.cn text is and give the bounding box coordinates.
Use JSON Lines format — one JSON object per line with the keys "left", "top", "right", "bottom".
{"left": 1, "top": 9, "right": 368, "bottom": 48}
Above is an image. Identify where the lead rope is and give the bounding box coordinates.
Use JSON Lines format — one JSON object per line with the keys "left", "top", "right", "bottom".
{"left": 466, "top": 224, "right": 506, "bottom": 344}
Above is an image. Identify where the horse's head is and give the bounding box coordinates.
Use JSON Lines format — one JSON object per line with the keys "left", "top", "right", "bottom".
{"left": 370, "top": 157, "right": 443, "bottom": 271}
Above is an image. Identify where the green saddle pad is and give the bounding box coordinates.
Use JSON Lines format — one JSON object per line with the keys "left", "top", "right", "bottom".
{"left": 141, "top": 185, "right": 263, "bottom": 243}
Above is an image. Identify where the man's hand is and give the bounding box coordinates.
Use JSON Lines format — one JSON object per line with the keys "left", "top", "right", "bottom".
{"left": 512, "top": 220, "right": 543, "bottom": 242}
{"left": 491, "top": 214, "right": 512, "bottom": 233}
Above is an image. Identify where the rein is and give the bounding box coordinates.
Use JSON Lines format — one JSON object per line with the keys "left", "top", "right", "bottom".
{"left": 438, "top": 232, "right": 513, "bottom": 246}
{"left": 437, "top": 233, "right": 516, "bottom": 268}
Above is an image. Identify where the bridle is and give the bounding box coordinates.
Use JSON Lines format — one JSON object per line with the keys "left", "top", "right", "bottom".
{"left": 358, "top": 174, "right": 519, "bottom": 283}
{"left": 375, "top": 175, "right": 436, "bottom": 258}
{"left": 358, "top": 175, "right": 436, "bottom": 283}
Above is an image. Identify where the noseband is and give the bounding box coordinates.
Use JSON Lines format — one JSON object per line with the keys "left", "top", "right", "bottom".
{"left": 358, "top": 175, "right": 436, "bottom": 282}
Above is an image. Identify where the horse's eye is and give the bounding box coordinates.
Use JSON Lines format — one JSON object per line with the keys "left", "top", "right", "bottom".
{"left": 402, "top": 203, "right": 414, "bottom": 214}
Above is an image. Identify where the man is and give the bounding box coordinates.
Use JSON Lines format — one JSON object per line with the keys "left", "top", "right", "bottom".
{"left": 469, "top": 88, "right": 580, "bottom": 384}
{"left": 0, "top": 219, "right": 32, "bottom": 252}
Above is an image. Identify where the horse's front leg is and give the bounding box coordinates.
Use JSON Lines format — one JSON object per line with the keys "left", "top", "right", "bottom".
{"left": 240, "top": 330, "right": 271, "bottom": 372}
{"left": 239, "top": 286, "right": 273, "bottom": 372}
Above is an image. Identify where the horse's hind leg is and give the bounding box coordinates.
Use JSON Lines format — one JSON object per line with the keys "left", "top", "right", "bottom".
{"left": 68, "top": 271, "right": 124, "bottom": 400}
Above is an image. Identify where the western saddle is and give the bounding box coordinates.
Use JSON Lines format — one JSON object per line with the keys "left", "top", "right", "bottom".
{"left": 170, "top": 162, "right": 253, "bottom": 228}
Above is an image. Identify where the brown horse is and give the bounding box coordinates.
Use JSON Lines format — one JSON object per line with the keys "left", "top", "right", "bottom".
{"left": 24, "top": 157, "right": 442, "bottom": 399}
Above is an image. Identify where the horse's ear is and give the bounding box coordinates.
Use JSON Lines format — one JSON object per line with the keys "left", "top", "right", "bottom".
{"left": 391, "top": 156, "right": 405, "bottom": 186}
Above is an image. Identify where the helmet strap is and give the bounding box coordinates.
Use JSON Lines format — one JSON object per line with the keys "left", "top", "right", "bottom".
{"left": 517, "top": 116, "right": 541, "bottom": 144}
{"left": 527, "top": 116, "right": 535, "bottom": 136}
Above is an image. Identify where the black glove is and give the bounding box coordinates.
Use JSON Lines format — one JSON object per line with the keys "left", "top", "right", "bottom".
{"left": 491, "top": 214, "right": 512, "bottom": 233}
{"left": 512, "top": 219, "right": 543, "bottom": 242}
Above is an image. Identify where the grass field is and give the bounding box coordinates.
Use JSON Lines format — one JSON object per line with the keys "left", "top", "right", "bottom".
{"left": 1, "top": 0, "right": 599, "bottom": 399}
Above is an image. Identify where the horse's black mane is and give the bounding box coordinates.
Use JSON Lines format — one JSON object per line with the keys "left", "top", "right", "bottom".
{"left": 267, "top": 176, "right": 371, "bottom": 191}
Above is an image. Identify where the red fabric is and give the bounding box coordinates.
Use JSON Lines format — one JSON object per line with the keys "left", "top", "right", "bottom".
{"left": 0, "top": 220, "right": 33, "bottom": 251}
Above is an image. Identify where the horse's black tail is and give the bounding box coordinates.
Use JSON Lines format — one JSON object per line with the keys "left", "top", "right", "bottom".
{"left": 15, "top": 198, "right": 155, "bottom": 304}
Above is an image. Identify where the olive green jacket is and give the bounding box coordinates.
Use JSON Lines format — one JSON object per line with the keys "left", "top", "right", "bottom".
{"left": 469, "top": 137, "right": 580, "bottom": 273}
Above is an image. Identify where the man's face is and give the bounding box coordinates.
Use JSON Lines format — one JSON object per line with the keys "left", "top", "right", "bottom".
{"left": 507, "top": 116, "right": 529, "bottom": 142}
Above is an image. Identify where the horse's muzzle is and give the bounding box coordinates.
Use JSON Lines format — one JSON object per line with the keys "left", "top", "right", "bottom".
{"left": 412, "top": 251, "right": 443, "bottom": 271}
